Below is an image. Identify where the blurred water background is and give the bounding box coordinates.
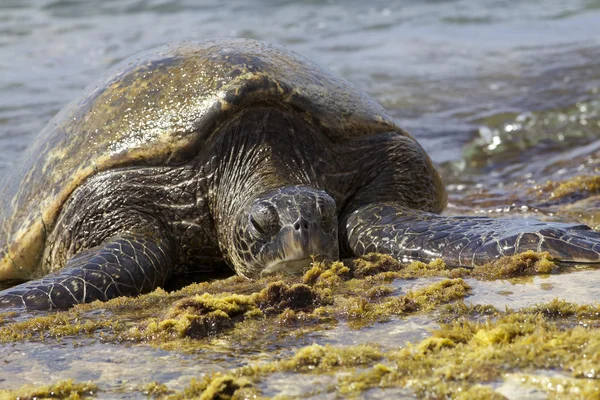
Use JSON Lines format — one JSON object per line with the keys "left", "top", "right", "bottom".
{"left": 1, "top": 0, "right": 599, "bottom": 224}
{"left": 0, "top": 0, "right": 599, "bottom": 396}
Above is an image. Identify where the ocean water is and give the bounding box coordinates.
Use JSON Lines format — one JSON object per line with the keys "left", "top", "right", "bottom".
{"left": 0, "top": 0, "right": 599, "bottom": 397}
{"left": 0, "top": 0, "right": 598, "bottom": 223}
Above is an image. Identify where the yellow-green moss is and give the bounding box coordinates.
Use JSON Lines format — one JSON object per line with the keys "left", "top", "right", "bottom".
{"left": 335, "top": 301, "right": 600, "bottom": 396}
{"left": 281, "top": 343, "right": 383, "bottom": 373}
{"left": 161, "top": 296, "right": 600, "bottom": 398}
{"left": 365, "top": 284, "right": 395, "bottom": 299}
{"left": 538, "top": 175, "right": 600, "bottom": 201}
{"left": 0, "top": 311, "right": 16, "bottom": 326}
{"left": 350, "top": 253, "right": 470, "bottom": 280}
{"left": 0, "top": 253, "right": 584, "bottom": 397}
{"left": 0, "top": 249, "right": 569, "bottom": 352}
{"left": 140, "top": 381, "right": 171, "bottom": 397}
{"left": 0, "top": 311, "right": 123, "bottom": 343}
{"left": 163, "top": 297, "right": 599, "bottom": 399}
{"left": 0, "top": 379, "right": 98, "bottom": 400}
{"left": 4, "top": 265, "right": 600, "bottom": 398}
{"left": 417, "top": 337, "right": 456, "bottom": 352}
{"left": 524, "top": 298, "right": 600, "bottom": 321}
{"left": 337, "top": 363, "right": 393, "bottom": 394}
{"left": 0, "top": 256, "right": 478, "bottom": 349}
{"left": 126, "top": 293, "right": 253, "bottom": 342}
{"left": 254, "top": 281, "right": 332, "bottom": 312}
{"left": 472, "top": 250, "right": 558, "bottom": 280}
{"left": 352, "top": 253, "right": 404, "bottom": 277}
{"left": 407, "top": 278, "right": 471, "bottom": 310}
{"left": 166, "top": 374, "right": 257, "bottom": 400}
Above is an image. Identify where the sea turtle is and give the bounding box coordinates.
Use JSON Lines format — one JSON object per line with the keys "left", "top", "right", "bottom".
{"left": 0, "top": 39, "right": 599, "bottom": 310}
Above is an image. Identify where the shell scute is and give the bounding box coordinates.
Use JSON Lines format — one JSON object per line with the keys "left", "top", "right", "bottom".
{"left": 0, "top": 38, "right": 403, "bottom": 280}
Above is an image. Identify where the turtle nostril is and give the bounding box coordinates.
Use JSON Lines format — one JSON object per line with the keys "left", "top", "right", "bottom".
{"left": 293, "top": 219, "right": 309, "bottom": 231}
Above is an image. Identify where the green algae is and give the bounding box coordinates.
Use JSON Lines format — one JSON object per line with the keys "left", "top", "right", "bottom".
{"left": 472, "top": 250, "right": 558, "bottom": 280}
{"left": 280, "top": 343, "right": 384, "bottom": 373}
{"left": 0, "top": 379, "right": 98, "bottom": 400}
{"left": 141, "top": 382, "right": 171, "bottom": 397}
{"left": 536, "top": 175, "right": 600, "bottom": 203}
{"left": 165, "top": 298, "right": 599, "bottom": 399}
{"left": 524, "top": 298, "right": 600, "bottom": 321}
{"left": 159, "top": 344, "right": 385, "bottom": 399}
{"left": 337, "top": 300, "right": 600, "bottom": 398}
{"left": 0, "top": 310, "right": 123, "bottom": 343}
{"left": 0, "top": 311, "right": 16, "bottom": 326}
{"left": 0, "top": 251, "right": 570, "bottom": 348}
{"left": 350, "top": 253, "right": 470, "bottom": 280}
{"left": 3, "top": 252, "right": 599, "bottom": 398}
{"left": 0, "top": 255, "right": 474, "bottom": 348}
{"left": 166, "top": 374, "right": 258, "bottom": 400}
{"left": 117, "top": 280, "right": 335, "bottom": 351}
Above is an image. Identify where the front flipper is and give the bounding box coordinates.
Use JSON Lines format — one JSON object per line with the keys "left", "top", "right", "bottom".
{"left": 342, "top": 203, "right": 600, "bottom": 266}
{"left": 0, "top": 233, "right": 174, "bottom": 310}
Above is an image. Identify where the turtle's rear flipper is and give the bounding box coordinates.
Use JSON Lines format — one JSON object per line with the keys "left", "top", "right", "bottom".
{"left": 342, "top": 203, "right": 600, "bottom": 267}
{"left": 0, "top": 233, "right": 174, "bottom": 310}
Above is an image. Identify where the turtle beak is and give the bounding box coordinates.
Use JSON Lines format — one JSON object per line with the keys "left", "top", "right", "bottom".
{"left": 261, "top": 217, "right": 339, "bottom": 276}
{"left": 262, "top": 258, "right": 314, "bottom": 275}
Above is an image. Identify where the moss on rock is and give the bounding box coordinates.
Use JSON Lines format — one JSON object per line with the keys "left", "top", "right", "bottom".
{"left": 472, "top": 250, "right": 558, "bottom": 280}
{"left": 537, "top": 175, "right": 600, "bottom": 202}
{"left": 281, "top": 343, "right": 384, "bottom": 373}
{"left": 167, "top": 374, "right": 257, "bottom": 400}
{"left": 156, "top": 297, "right": 600, "bottom": 399}
{"left": 140, "top": 381, "right": 171, "bottom": 397}
{"left": 3, "top": 251, "right": 596, "bottom": 398}
{"left": 0, "top": 379, "right": 98, "bottom": 400}
{"left": 0, "top": 250, "right": 572, "bottom": 350}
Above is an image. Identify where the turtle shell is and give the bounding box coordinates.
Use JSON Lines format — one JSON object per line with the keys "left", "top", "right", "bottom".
{"left": 0, "top": 38, "right": 408, "bottom": 280}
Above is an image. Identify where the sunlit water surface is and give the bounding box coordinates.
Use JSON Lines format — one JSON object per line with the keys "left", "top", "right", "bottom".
{"left": 0, "top": 0, "right": 599, "bottom": 397}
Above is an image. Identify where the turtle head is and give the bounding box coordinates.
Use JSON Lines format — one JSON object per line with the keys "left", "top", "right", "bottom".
{"left": 229, "top": 186, "right": 339, "bottom": 278}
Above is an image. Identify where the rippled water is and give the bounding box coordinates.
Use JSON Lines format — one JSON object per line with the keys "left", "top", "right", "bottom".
{"left": 1, "top": 0, "right": 599, "bottom": 222}
{"left": 0, "top": 0, "right": 599, "bottom": 396}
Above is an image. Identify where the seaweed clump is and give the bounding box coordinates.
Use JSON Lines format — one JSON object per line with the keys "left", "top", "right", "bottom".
{"left": 1, "top": 251, "right": 563, "bottom": 347}
{"left": 0, "top": 310, "right": 123, "bottom": 343}
{"left": 0, "top": 379, "right": 98, "bottom": 400}
{"left": 140, "top": 293, "right": 257, "bottom": 340}
{"left": 167, "top": 374, "right": 257, "bottom": 400}
{"left": 281, "top": 343, "right": 384, "bottom": 372}
{"left": 536, "top": 175, "right": 600, "bottom": 202}
{"left": 122, "top": 280, "right": 333, "bottom": 345}
{"left": 0, "top": 251, "right": 571, "bottom": 349}
{"left": 2, "top": 251, "right": 598, "bottom": 398}
{"left": 472, "top": 250, "right": 557, "bottom": 280}
{"left": 336, "top": 300, "right": 600, "bottom": 398}
{"left": 172, "top": 299, "right": 600, "bottom": 399}
{"left": 350, "top": 253, "right": 469, "bottom": 280}
{"left": 141, "top": 381, "right": 171, "bottom": 397}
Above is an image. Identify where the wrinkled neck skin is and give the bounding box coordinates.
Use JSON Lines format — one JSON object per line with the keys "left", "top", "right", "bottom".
{"left": 206, "top": 107, "right": 330, "bottom": 270}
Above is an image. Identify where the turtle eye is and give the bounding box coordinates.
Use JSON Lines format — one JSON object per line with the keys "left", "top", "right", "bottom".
{"left": 249, "top": 202, "right": 280, "bottom": 236}
{"left": 316, "top": 195, "right": 335, "bottom": 222}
